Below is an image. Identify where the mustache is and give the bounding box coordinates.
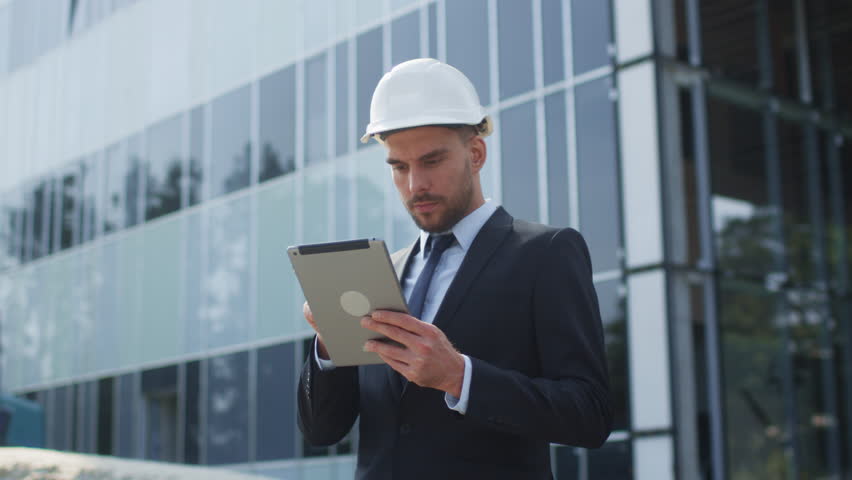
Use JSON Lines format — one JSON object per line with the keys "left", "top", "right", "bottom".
{"left": 407, "top": 194, "right": 444, "bottom": 208}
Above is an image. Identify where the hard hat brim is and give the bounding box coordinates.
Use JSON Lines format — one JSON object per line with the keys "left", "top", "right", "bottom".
{"left": 361, "top": 115, "right": 493, "bottom": 143}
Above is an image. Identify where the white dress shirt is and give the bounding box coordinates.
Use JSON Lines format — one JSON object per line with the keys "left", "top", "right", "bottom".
{"left": 314, "top": 200, "right": 499, "bottom": 415}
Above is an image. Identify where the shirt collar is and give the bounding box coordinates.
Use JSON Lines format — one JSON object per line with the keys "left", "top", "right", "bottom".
{"left": 418, "top": 199, "right": 499, "bottom": 255}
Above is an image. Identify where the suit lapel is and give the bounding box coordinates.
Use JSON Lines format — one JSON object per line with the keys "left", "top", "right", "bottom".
{"left": 431, "top": 207, "right": 513, "bottom": 331}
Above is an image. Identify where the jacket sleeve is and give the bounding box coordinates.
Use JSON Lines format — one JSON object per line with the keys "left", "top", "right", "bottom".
{"left": 297, "top": 340, "right": 360, "bottom": 446}
{"left": 464, "top": 228, "right": 613, "bottom": 448}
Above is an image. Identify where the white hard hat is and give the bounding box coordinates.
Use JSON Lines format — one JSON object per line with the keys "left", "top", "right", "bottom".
{"left": 361, "top": 58, "right": 493, "bottom": 143}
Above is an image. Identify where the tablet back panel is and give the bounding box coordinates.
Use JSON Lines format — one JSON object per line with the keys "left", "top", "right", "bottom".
{"left": 288, "top": 239, "right": 408, "bottom": 366}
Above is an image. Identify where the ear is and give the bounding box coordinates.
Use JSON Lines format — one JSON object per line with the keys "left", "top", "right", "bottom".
{"left": 469, "top": 136, "right": 487, "bottom": 174}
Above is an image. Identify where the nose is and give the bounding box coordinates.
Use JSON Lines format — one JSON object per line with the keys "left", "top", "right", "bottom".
{"left": 408, "top": 166, "right": 430, "bottom": 193}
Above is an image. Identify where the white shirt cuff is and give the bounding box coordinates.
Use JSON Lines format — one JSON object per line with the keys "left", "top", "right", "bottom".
{"left": 313, "top": 336, "right": 336, "bottom": 371}
{"left": 444, "top": 355, "right": 472, "bottom": 414}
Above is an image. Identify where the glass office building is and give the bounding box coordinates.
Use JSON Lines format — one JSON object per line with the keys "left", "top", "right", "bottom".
{"left": 0, "top": 0, "right": 849, "bottom": 478}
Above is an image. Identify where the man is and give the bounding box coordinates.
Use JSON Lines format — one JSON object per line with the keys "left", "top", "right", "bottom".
{"left": 298, "top": 58, "right": 611, "bottom": 479}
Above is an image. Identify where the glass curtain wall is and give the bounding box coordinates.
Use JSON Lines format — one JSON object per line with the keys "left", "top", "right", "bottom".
{"left": 673, "top": 0, "right": 852, "bottom": 478}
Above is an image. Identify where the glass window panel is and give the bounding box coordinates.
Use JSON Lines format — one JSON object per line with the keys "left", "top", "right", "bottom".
{"left": 29, "top": 181, "right": 50, "bottom": 259}
{"left": 9, "top": 0, "right": 36, "bottom": 70}
{"left": 59, "top": 165, "right": 81, "bottom": 251}
{"left": 718, "top": 280, "right": 789, "bottom": 478}
{"left": 36, "top": 0, "right": 66, "bottom": 55}
{"left": 500, "top": 101, "right": 540, "bottom": 222}
{"left": 53, "top": 386, "right": 72, "bottom": 451}
{"left": 188, "top": 106, "right": 204, "bottom": 206}
{"left": 354, "top": 149, "right": 386, "bottom": 238}
{"left": 588, "top": 440, "right": 632, "bottom": 478}
{"left": 97, "top": 377, "right": 114, "bottom": 455}
{"left": 211, "top": 85, "right": 252, "bottom": 196}
{"left": 103, "top": 142, "right": 126, "bottom": 234}
{"left": 541, "top": 0, "right": 564, "bottom": 85}
{"left": 0, "top": 6, "right": 9, "bottom": 75}
{"left": 116, "top": 233, "right": 142, "bottom": 367}
{"left": 595, "top": 278, "right": 629, "bottom": 431}
{"left": 21, "top": 187, "right": 34, "bottom": 262}
{"left": 81, "top": 154, "right": 102, "bottom": 243}
{"left": 575, "top": 77, "right": 620, "bottom": 272}
{"left": 183, "top": 360, "right": 201, "bottom": 464}
{"left": 5, "top": 189, "right": 26, "bottom": 264}
{"left": 334, "top": 42, "right": 350, "bottom": 157}
{"left": 303, "top": 163, "right": 331, "bottom": 244}
{"left": 335, "top": 167, "right": 352, "bottom": 239}
{"left": 428, "top": 3, "right": 437, "bottom": 59}
{"left": 96, "top": 241, "right": 120, "bottom": 372}
{"left": 146, "top": 113, "right": 183, "bottom": 221}
{"left": 142, "top": 366, "right": 179, "bottom": 461}
{"left": 44, "top": 257, "right": 72, "bottom": 381}
{"left": 553, "top": 445, "right": 580, "bottom": 479}
{"left": 446, "top": 0, "right": 490, "bottom": 104}
{"left": 140, "top": 218, "right": 182, "bottom": 363}
{"left": 115, "top": 373, "right": 137, "bottom": 458}
{"left": 305, "top": 53, "right": 329, "bottom": 165}
{"left": 204, "top": 196, "right": 252, "bottom": 349}
{"left": 0, "top": 193, "right": 10, "bottom": 267}
{"left": 76, "top": 250, "right": 98, "bottom": 376}
{"left": 260, "top": 66, "right": 296, "bottom": 182}
{"left": 497, "top": 0, "right": 534, "bottom": 100}
{"left": 570, "top": 0, "right": 612, "bottom": 75}
{"left": 391, "top": 11, "right": 420, "bottom": 66}
{"left": 76, "top": 381, "right": 98, "bottom": 453}
{"left": 183, "top": 210, "right": 203, "bottom": 354}
{"left": 356, "top": 27, "right": 384, "bottom": 150}
{"left": 205, "top": 351, "right": 249, "bottom": 465}
{"left": 256, "top": 343, "right": 296, "bottom": 460}
{"left": 391, "top": 0, "right": 417, "bottom": 10}
{"left": 126, "top": 134, "right": 144, "bottom": 228}
{"left": 256, "top": 176, "right": 298, "bottom": 338}
{"left": 545, "top": 91, "right": 570, "bottom": 227}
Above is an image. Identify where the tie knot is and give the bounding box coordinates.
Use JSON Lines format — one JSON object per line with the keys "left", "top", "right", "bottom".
{"left": 426, "top": 234, "right": 455, "bottom": 258}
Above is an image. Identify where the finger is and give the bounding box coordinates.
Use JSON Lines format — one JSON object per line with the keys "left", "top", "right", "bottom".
{"left": 377, "top": 353, "right": 412, "bottom": 380}
{"left": 361, "top": 317, "right": 421, "bottom": 348}
{"left": 371, "top": 310, "right": 432, "bottom": 336}
{"left": 364, "top": 338, "right": 411, "bottom": 361}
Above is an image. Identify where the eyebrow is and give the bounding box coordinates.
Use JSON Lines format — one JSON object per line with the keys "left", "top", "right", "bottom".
{"left": 386, "top": 148, "right": 450, "bottom": 165}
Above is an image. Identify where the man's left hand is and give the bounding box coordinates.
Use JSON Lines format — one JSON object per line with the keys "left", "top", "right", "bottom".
{"left": 362, "top": 310, "right": 465, "bottom": 397}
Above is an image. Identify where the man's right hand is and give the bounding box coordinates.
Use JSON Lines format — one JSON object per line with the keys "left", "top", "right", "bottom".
{"left": 303, "top": 301, "right": 330, "bottom": 360}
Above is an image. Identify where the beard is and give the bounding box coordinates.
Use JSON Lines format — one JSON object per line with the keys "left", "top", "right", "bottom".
{"left": 406, "top": 160, "right": 475, "bottom": 233}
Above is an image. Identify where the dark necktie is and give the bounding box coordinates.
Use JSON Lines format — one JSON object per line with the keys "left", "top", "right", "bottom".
{"left": 391, "top": 233, "right": 455, "bottom": 395}
{"left": 407, "top": 233, "right": 455, "bottom": 320}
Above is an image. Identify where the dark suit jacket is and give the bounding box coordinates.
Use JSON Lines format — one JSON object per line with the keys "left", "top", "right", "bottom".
{"left": 298, "top": 207, "right": 612, "bottom": 479}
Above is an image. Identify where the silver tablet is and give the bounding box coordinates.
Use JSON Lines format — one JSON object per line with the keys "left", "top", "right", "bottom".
{"left": 288, "top": 238, "right": 409, "bottom": 366}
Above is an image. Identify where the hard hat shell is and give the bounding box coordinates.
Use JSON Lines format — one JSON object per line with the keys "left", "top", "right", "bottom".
{"left": 361, "top": 58, "right": 493, "bottom": 143}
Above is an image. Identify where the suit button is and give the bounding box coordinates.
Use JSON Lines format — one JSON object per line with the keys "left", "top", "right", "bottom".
{"left": 399, "top": 424, "right": 411, "bottom": 435}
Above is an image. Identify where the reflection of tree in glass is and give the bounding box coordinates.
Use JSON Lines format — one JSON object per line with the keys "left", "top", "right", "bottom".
{"left": 124, "top": 158, "right": 142, "bottom": 227}
{"left": 603, "top": 311, "right": 629, "bottom": 431}
{"left": 223, "top": 143, "right": 251, "bottom": 194}
{"left": 60, "top": 173, "right": 77, "bottom": 250}
{"left": 715, "top": 210, "right": 851, "bottom": 480}
{"left": 259, "top": 142, "right": 294, "bottom": 182}
{"left": 187, "top": 155, "right": 203, "bottom": 206}
{"left": 145, "top": 158, "right": 182, "bottom": 221}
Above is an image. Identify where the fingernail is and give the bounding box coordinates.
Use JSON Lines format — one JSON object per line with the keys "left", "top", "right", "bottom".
{"left": 363, "top": 341, "right": 373, "bottom": 352}
{"left": 372, "top": 311, "right": 382, "bottom": 320}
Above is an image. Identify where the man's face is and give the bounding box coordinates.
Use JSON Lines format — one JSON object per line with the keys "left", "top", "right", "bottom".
{"left": 384, "top": 126, "right": 486, "bottom": 233}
